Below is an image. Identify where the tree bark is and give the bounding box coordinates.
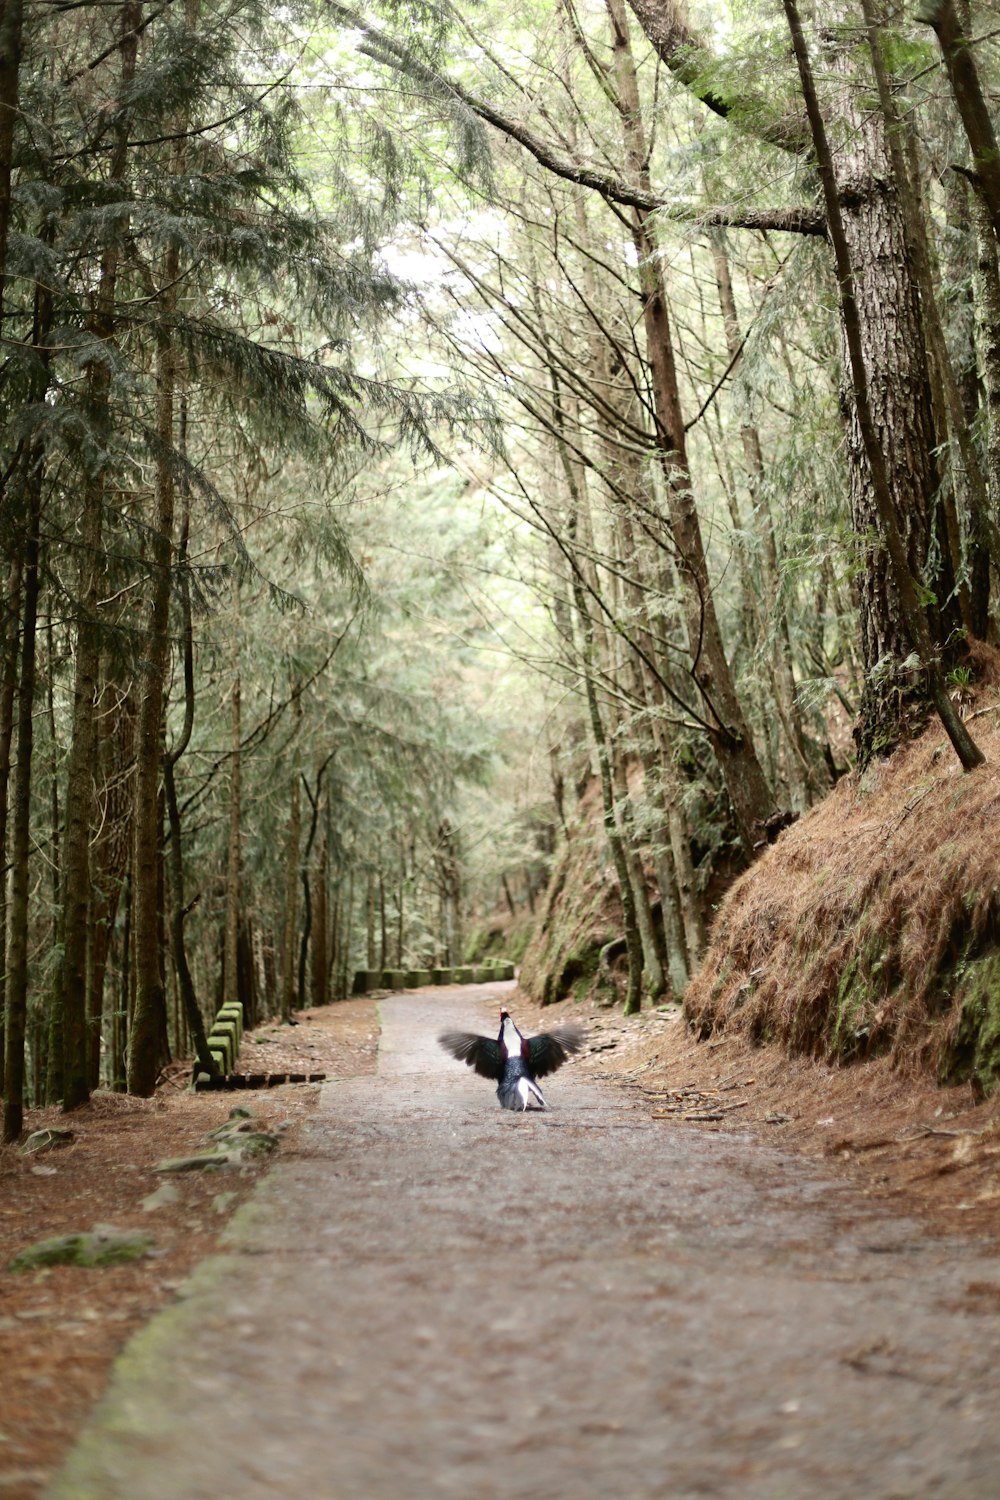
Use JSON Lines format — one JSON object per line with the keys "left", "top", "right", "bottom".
{"left": 310, "top": 835, "right": 329, "bottom": 1008}
{"left": 0, "top": 0, "right": 24, "bottom": 323}
{"left": 973, "top": 191, "right": 1000, "bottom": 524}
{"left": 709, "top": 230, "right": 813, "bottom": 809}
{"left": 625, "top": 0, "right": 976, "bottom": 766}
{"left": 0, "top": 555, "right": 21, "bottom": 1084}
{"left": 919, "top": 0, "right": 1000, "bottom": 243}
{"left": 782, "top": 0, "right": 982, "bottom": 771}
{"left": 223, "top": 663, "right": 241, "bottom": 1003}
{"left": 605, "top": 0, "right": 780, "bottom": 850}
{"left": 163, "top": 497, "right": 218, "bottom": 1080}
{"left": 127, "top": 233, "right": 179, "bottom": 1095}
{"left": 280, "top": 728, "right": 301, "bottom": 1024}
{"left": 2, "top": 456, "right": 41, "bottom": 1141}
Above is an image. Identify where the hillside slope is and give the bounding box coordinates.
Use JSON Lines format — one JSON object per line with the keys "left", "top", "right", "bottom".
{"left": 688, "top": 674, "right": 1000, "bottom": 1097}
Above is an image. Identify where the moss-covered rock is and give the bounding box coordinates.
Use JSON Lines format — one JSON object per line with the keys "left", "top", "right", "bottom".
{"left": 22, "top": 1127, "right": 74, "bottom": 1154}
{"left": 155, "top": 1150, "right": 231, "bottom": 1173}
{"left": 10, "top": 1224, "right": 154, "bottom": 1271}
{"left": 382, "top": 969, "right": 407, "bottom": 991}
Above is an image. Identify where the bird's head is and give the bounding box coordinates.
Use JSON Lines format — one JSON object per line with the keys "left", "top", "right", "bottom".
{"left": 497, "top": 1009, "right": 527, "bottom": 1062}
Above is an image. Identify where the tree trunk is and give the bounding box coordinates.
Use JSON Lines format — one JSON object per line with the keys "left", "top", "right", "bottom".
{"left": 610, "top": 731, "right": 666, "bottom": 1001}
{"left": 920, "top": 0, "right": 1000, "bottom": 243}
{"left": 127, "top": 239, "right": 179, "bottom": 1096}
{"left": 2, "top": 456, "right": 41, "bottom": 1141}
{"left": 281, "top": 771, "right": 301, "bottom": 1024}
{"left": 366, "top": 868, "right": 377, "bottom": 969}
{"left": 163, "top": 503, "right": 217, "bottom": 1080}
{"left": 625, "top": 0, "right": 978, "bottom": 765}
{"left": 0, "top": 0, "right": 24, "bottom": 319}
{"left": 605, "top": 0, "right": 779, "bottom": 850}
{"left": 783, "top": 0, "right": 982, "bottom": 772}
{"left": 311, "top": 835, "right": 328, "bottom": 1008}
{"left": 709, "top": 230, "right": 813, "bottom": 809}
{"left": 58, "top": 496, "right": 102, "bottom": 1109}
{"left": 88, "top": 689, "right": 134, "bottom": 1088}
{"left": 0, "top": 555, "right": 21, "bottom": 1085}
{"left": 973, "top": 192, "right": 1000, "bottom": 523}
{"left": 223, "top": 666, "right": 241, "bottom": 1003}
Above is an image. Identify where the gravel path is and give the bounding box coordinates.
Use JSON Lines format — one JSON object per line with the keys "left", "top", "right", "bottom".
{"left": 46, "top": 986, "right": 1000, "bottom": 1499}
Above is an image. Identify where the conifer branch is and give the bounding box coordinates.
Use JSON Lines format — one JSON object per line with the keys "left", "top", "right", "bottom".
{"left": 325, "top": 2, "right": 825, "bottom": 238}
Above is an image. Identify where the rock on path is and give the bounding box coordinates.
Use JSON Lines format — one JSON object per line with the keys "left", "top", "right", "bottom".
{"left": 46, "top": 988, "right": 1000, "bottom": 1499}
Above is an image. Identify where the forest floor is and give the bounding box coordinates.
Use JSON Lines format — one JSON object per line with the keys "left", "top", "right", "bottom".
{"left": 2, "top": 985, "right": 999, "bottom": 1499}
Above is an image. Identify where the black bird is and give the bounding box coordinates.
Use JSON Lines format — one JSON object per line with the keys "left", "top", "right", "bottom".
{"left": 439, "top": 1009, "right": 586, "bottom": 1111}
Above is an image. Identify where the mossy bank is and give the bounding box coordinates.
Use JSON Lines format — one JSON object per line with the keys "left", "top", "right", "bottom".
{"left": 687, "top": 681, "right": 1000, "bottom": 1098}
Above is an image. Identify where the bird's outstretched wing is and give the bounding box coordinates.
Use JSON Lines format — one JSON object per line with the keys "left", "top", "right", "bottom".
{"left": 527, "top": 1025, "right": 586, "bottom": 1078}
{"left": 438, "top": 1031, "right": 503, "bottom": 1080}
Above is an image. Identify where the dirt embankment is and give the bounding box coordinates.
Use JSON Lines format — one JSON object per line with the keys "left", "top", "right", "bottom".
{"left": 688, "top": 670, "right": 1000, "bottom": 1096}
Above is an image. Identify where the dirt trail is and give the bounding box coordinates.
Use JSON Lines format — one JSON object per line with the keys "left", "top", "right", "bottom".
{"left": 46, "top": 986, "right": 1000, "bottom": 1500}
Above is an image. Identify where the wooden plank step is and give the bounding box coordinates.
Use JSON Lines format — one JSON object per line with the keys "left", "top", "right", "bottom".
{"left": 193, "top": 1071, "right": 327, "bottom": 1091}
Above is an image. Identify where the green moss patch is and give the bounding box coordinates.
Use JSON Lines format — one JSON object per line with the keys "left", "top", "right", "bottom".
{"left": 11, "top": 1225, "right": 154, "bottom": 1272}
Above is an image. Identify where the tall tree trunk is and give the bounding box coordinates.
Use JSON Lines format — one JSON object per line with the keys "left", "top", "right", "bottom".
{"left": 88, "top": 688, "right": 134, "bottom": 1088}
{"left": 2, "top": 243, "right": 51, "bottom": 1139}
{"left": 281, "top": 771, "right": 301, "bottom": 1024}
{"left": 0, "top": 0, "right": 24, "bottom": 320}
{"left": 611, "top": 742, "right": 666, "bottom": 1000}
{"left": 223, "top": 664, "right": 241, "bottom": 1002}
{"left": 973, "top": 191, "right": 1000, "bottom": 522}
{"left": 163, "top": 500, "right": 217, "bottom": 1079}
{"left": 605, "top": 0, "right": 779, "bottom": 850}
{"left": 366, "top": 868, "right": 377, "bottom": 969}
{"left": 310, "top": 835, "right": 328, "bottom": 1008}
{"left": 378, "top": 868, "right": 387, "bottom": 973}
{"left": 2, "top": 457, "right": 41, "bottom": 1141}
{"left": 576, "top": 594, "right": 643, "bottom": 1015}
{"left": 624, "top": 0, "right": 976, "bottom": 765}
{"left": 920, "top": 0, "right": 1000, "bottom": 242}
{"left": 127, "top": 235, "right": 179, "bottom": 1096}
{"left": 58, "top": 492, "right": 102, "bottom": 1110}
{"left": 0, "top": 555, "right": 21, "bottom": 1084}
{"left": 709, "top": 230, "right": 813, "bottom": 809}
{"left": 783, "top": 0, "right": 982, "bottom": 771}
{"left": 59, "top": 0, "right": 140, "bottom": 1111}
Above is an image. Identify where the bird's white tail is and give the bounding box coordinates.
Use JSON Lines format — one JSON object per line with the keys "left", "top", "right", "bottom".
{"left": 518, "top": 1076, "right": 546, "bottom": 1110}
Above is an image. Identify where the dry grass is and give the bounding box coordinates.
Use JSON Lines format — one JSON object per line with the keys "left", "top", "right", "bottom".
{"left": 687, "top": 660, "right": 1000, "bottom": 1089}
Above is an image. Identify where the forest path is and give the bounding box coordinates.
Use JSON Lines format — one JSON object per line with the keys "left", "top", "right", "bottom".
{"left": 47, "top": 985, "right": 1000, "bottom": 1500}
